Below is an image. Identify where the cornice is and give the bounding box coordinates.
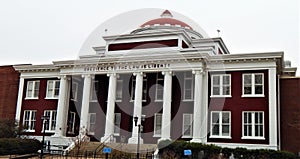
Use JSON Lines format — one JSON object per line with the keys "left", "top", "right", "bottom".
{"left": 13, "top": 64, "right": 59, "bottom": 73}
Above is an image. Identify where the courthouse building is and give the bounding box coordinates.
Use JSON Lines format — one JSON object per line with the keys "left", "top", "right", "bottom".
{"left": 11, "top": 10, "right": 298, "bottom": 151}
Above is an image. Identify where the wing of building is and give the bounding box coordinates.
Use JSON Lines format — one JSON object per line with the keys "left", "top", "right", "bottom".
{"left": 4, "top": 10, "right": 299, "bottom": 154}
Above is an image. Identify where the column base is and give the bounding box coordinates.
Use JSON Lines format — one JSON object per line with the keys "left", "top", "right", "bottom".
{"left": 101, "top": 135, "right": 116, "bottom": 143}
{"left": 128, "top": 136, "right": 143, "bottom": 144}
{"left": 190, "top": 138, "right": 202, "bottom": 143}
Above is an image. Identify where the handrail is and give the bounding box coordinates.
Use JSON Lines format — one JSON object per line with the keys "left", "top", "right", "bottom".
{"left": 93, "top": 134, "right": 114, "bottom": 157}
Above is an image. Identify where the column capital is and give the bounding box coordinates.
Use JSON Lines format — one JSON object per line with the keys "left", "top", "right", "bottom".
{"left": 192, "top": 69, "right": 204, "bottom": 75}
{"left": 58, "top": 75, "right": 70, "bottom": 80}
{"left": 133, "top": 72, "right": 143, "bottom": 76}
{"left": 162, "top": 71, "right": 172, "bottom": 76}
{"left": 81, "top": 74, "right": 93, "bottom": 79}
{"left": 107, "top": 73, "right": 117, "bottom": 77}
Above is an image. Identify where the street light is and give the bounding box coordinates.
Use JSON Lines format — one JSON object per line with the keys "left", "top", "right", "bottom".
{"left": 40, "top": 115, "right": 50, "bottom": 159}
{"left": 133, "top": 115, "right": 145, "bottom": 159}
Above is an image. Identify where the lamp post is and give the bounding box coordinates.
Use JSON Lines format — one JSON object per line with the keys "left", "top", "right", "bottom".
{"left": 133, "top": 115, "right": 145, "bottom": 159}
{"left": 40, "top": 115, "right": 50, "bottom": 159}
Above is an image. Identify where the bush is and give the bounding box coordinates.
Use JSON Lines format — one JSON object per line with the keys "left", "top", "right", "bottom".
{"left": 158, "top": 140, "right": 297, "bottom": 159}
{"left": 0, "top": 138, "right": 41, "bottom": 155}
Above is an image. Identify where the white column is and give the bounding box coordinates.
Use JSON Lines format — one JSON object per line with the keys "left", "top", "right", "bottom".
{"left": 53, "top": 75, "right": 70, "bottom": 137}
{"left": 101, "top": 73, "right": 117, "bottom": 143}
{"left": 15, "top": 77, "right": 24, "bottom": 123}
{"left": 79, "top": 74, "right": 92, "bottom": 135}
{"left": 128, "top": 72, "right": 144, "bottom": 144}
{"left": 201, "top": 71, "right": 208, "bottom": 143}
{"left": 158, "top": 71, "right": 172, "bottom": 142}
{"left": 269, "top": 67, "right": 278, "bottom": 150}
{"left": 191, "top": 70, "right": 204, "bottom": 143}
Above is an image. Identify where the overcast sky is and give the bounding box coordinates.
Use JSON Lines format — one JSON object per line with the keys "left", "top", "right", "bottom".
{"left": 0, "top": 0, "right": 299, "bottom": 74}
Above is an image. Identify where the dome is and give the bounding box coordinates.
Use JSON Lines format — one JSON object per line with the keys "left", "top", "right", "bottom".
{"left": 140, "top": 10, "right": 193, "bottom": 29}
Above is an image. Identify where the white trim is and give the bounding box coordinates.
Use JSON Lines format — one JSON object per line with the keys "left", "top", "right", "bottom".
{"left": 46, "top": 80, "right": 60, "bottom": 99}
{"left": 23, "top": 110, "right": 37, "bottom": 132}
{"left": 210, "top": 111, "right": 231, "bottom": 138}
{"left": 115, "top": 79, "right": 123, "bottom": 102}
{"left": 242, "top": 73, "right": 264, "bottom": 96}
{"left": 182, "top": 113, "right": 193, "bottom": 138}
{"left": 155, "top": 73, "right": 164, "bottom": 101}
{"left": 242, "top": 111, "right": 265, "bottom": 139}
{"left": 211, "top": 74, "right": 231, "bottom": 97}
{"left": 183, "top": 72, "right": 194, "bottom": 101}
{"left": 71, "top": 82, "right": 78, "bottom": 101}
{"left": 207, "top": 142, "right": 278, "bottom": 150}
{"left": 153, "top": 113, "right": 162, "bottom": 137}
{"left": 88, "top": 113, "right": 96, "bottom": 135}
{"left": 25, "top": 80, "right": 40, "bottom": 99}
{"left": 15, "top": 77, "right": 24, "bottom": 122}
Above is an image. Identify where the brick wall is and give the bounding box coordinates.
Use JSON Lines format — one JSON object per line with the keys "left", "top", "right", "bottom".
{"left": 280, "top": 77, "right": 300, "bottom": 154}
{"left": 0, "top": 65, "right": 19, "bottom": 119}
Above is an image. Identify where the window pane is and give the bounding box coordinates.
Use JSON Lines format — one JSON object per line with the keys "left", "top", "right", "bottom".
{"left": 213, "top": 87, "right": 220, "bottom": 95}
{"left": 255, "top": 86, "right": 263, "bottom": 94}
{"left": 244, "top": 86, "right": 252, "bottom": 94}
{"left": 212, "top": 113, "right": 219, "bottom": 123}
{"left": 255, "top": 75, "right": 263, "bottom": 84}
{"left": 244, "top": 75, "right": 251, "bottom": 84}
{"left": 223, "top": 76, "right": 230, "bottom": 85}
{"left": 213, "top": 76, "right": 220, "bottom": 85}
{"left": 34, "top": 81, "right": 40, "bottom": 97}
{"left": 212, "top": 124, "right": 219, "bottom": 135}
{"left": 222, "top": 86, "right": 230, "bottom": 95}
{"left": 222, "top": 113, "right": 230, "bottom": 123}
{"left": 222, "top": 125, "right": 230, "bottom": 136}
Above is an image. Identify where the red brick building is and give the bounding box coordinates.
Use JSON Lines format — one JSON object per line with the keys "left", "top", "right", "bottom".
{"left": 280, "top": 77, "right": 300, "bottom": 154}
{"left": 0, "top": 65, "right": 19, "bottom": 119}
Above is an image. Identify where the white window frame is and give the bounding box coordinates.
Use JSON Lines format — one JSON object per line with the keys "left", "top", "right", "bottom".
{"left": 153, "top": 113, "right": 162, "bottom": 137}
{"left": 114, "top": 113, "right": 121, "bottom": 136}
{"left": 155, "top": 73, "right": 164, "bottom": 102}
{"left": 210, "top": 111, "right": 231, "bottom": 139}
{"left": 182, "top": 113, "right": 193, "bottom": 138}
{"left": 242, "top": 73, "right": 264, "bottom": 97}
{"left": 242, "top": 111, "right": 265, "bottom": 140}
{"left": 25, "top": 80, "right": 40, "bottom": 99}
{"left": 211, "top": 74, "right": 231, "bottom": 97}
{"left": 43, "top": 110, "right": 57, "bottom": 133}
{"left": 130, "top": 77, "right": 147, "bottom": 102}
{"left": 116, "top": 79, "right": 123, "bottom": 102}
{"left": 90, "top": 81, "right": 99, "bottom": 102}
{"left": 88, "top": 113, "right": 96, "bottom": 135}
{"left": 71, "top": 82, "right": 78, "bottom": 101}
{"left": 183, "top": 72, "right": 193, "bottom": 101}
{"left": 23, "top": 110, "right": 37, "bottom": 132}
{"left": 68, "top": 111, "right": 76, "bottom": 134}
{"left": 46, "top": 80, "right": 60, "bottom": 99}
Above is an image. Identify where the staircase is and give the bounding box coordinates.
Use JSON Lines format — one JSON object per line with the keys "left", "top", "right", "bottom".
{"left": 67, "top": 141, "right": 157, "bottom": 157}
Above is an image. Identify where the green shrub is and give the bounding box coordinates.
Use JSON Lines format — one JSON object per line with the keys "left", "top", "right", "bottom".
{"left": 158, "top": 140, "right": 297, "bottom": 159}
{"left": 0, "top": 138, "right": 41, "bottom": 155}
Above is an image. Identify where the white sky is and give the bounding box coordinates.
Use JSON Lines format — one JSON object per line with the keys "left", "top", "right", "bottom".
{"left": 0, "top": 0, "right": 299, "bottom": 75}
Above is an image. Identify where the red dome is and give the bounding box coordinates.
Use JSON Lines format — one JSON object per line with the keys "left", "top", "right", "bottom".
{"left": 140, "top": 18, "right": 192, "bottom": 29}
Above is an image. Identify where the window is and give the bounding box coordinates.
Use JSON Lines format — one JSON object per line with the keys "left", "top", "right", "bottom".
{"left": 155, "top": 73, "right": 164, "bottom": 101}
{"left": 46, "top": 80, "right": 60, "bottom": 98}
{"left": 184, "top": 72, "right": 193, "bottom": 100}
{"left": 23, "top": 110, "right": 36, "bottom": 131}
{"left": 26, "top": 81, "right": 40, "bottom": 99}
{"left": 116, "top": 80, "right": 123, "bottom": 102}
{"left": 243, "top": 73, "right": 264, "bottom": 96}
{"left": 43, "top": 110, "right": 57, "bottom": 132}
{"left": 210, "top": 111, "right": 231, "bottom": 138}
{"left": 211, "top": 74, "right": 231, "bottom": 97}
{"left": 71, "top": 82, "right": 78, "bottom": 101}
{"left": 90, "top": 81, "right": 99, "bottom": 101}
{"left": 131, "top": 77, "right": 147, "bottom": 101}
{"left": 68, "top": 112, "right": 76, "bottom": 134}
{"left": 88, "top": 113, "right": 96, "bottom": 135}
{"left": 242, "top": 112, "right": 264, "bottom": 139}
{"left": 114, "top": 113, "right": 121, "bottom": 135}
{"left": 154, "top": 113, "right": 162, "bottom": 136}
{"left": 182, "top": 114, "right": 193, "bottom": 137}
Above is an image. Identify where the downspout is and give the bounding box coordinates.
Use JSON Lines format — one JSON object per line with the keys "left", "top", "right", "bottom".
{"left": 277, "top": 74, "right": 281, "bottom": 150}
